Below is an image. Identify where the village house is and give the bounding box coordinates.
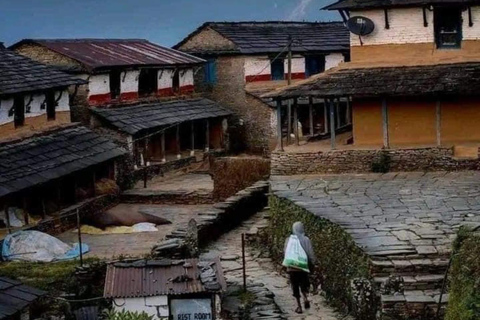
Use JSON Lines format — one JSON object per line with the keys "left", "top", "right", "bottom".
{"left": 104, "top": 259, "right": 226, "bottom": 320}
{"left": 0, "top": 277, "right": 45, "bottom": 320}
{"left": 0, "top": 48, "right": 126, "bottom": 233}
{"left": 175, "top": 22, "right": 350, "bottom": 155}
{"left": 11, "top": 39, "right": 232, "bottom": 168}
{"left": 265, "top": 0, "right": 480, "bottom": 174}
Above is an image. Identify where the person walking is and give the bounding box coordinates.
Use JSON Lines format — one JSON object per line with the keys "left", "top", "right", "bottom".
{"left": 283, "top": 221, "right": 316, "bottom": 314}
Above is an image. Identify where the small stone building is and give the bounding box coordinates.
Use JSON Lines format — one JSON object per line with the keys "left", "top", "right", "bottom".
{"left": 0, "top": 277, "right": 45, "bottom": 320}
{"left": 175, "top": 22, "right": 350, "bottom": 154}
{"left": 0, "top": 48, "right": 126, "bottom": 233}
{"left": 104, "top": 259, "right": 226, "bottom": 320}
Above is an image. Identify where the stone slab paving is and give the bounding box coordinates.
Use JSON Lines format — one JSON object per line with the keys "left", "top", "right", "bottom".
{"left": 133, "top": 173, "right": 213, "bottom": 193}
{"left": 271, "top": 172, "right": 480, "bottom": 259}
{"left": 201, "top": 210, "right": 346, "bottom": 320}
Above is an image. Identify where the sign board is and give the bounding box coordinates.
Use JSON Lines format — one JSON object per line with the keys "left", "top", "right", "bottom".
{"left": 170, "top": 299, "right": 213, "bottom": 320}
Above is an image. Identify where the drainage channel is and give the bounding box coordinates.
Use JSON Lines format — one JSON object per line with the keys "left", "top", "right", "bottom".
{"left": 200, "top": 207, "right": 346, "bottom": 320}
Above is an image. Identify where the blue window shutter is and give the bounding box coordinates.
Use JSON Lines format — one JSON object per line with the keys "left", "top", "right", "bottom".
{"left": 205, "top": 59, "right": 217, "bottom": 84}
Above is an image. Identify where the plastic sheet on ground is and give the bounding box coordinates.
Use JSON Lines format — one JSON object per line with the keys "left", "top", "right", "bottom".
{"left": 1, "top": 230, "right": 89, "bottom": 262}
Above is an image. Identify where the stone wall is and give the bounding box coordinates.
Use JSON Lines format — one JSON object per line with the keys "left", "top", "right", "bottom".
{"left": 271, "top": 147, "right": 480, "bottom": 175}
{"left": 210, "top": 156, "right": 270, "bottom": 201}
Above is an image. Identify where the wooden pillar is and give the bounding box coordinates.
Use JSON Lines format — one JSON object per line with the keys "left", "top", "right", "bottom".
{"left": 145, "top": 137, "right": 150, "bottom": 166}
{"left": 190, "top": 121, "right": 195, "bottom": 156}
{"left": 346, "top": 97, "right": 352, "bottom": 125}
{"left": 23, "top": 197, "right": 29, "bottom": 226}
{"left": 382, "top": 98, "right": 390, "bottom": 149}
{"left": 276, "top": 100, "right": 283, "bottom": 151}
{"left": 161, "top": 131, "right": 166, "bottom": 163}
{"left": 323, "top": 99, "right": 329, "bottom": 134}
{"left": 309, "top": 97, "right": 314, "bottom": 136}
{"left": 287, "top": 101, "right": 292, "bottom": 145}
{"left": 293, "top": 99, "right": 299, "bottom": 146}
{"left": 436, "top": 99, "right": 442, "bottom": 146}
{"left": 176, "top": 125, "right": 181, "bottom": 159}
{"left": 205, "top": 119, "right": 210, "bottom": 152}
{"left": 329, "top": 99, "right": 336, "bottom": 149}
{"left": 336, "top": 98, "right": 341, "bottom": 129}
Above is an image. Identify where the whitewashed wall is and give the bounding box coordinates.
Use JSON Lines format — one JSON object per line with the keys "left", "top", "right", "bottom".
{"left": 283, "top": 56, "right": 305, "bottom": 74}
{"left": 158, "top": 69, "right": 174, "bottom": 90}
{"left": 245, "top": 56, "right": 271, "bottom": 78}
{"left": 86, "top": 74, "right": 110, "bottom": 97}
{"left": 0, "top": 89, "right": 69, "bottom": 126}
{"left": 325, "top": 53, "right": 345, "bottom": 70}
{"left": 351, "top": 6, "right": 480, "bottom": 46}
{"left": 180, "top": 68, "right": 194, "bottom": 87}
{"left": 113, "top": 296, "right": 169, "bottom": 319}
{"left": 121, "top": 70, "right": 139, "bottom": 93}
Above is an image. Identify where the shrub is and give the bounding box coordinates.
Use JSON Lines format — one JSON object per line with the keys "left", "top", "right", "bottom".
{"left": 266, "top": 196, "right": 373, "bottom": 318}
{"left": 103, "top": 309, "right": 154, "bottom": 320}
{"left": 371, "top": 151, "right": 391, "bottom": 173}
{"left": 445, "top": 227, "right": 480, "bottom": 320}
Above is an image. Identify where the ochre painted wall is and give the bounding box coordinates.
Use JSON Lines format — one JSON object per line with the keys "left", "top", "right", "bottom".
{"left": 0, "top": 111, "right": 71, "bottom": 141}
{"left": 441, "top": 98, "right": 480, "bottom": 144}
{"left": 352, "top": 99, "right": 383, "bottom": 146}
{"left": 388, "top": 99, "right": 436, "bottom": 146}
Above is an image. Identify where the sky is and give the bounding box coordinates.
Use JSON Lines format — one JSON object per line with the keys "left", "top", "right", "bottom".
{"left": 1, "top": 0, "right": 340, "bottom": 47}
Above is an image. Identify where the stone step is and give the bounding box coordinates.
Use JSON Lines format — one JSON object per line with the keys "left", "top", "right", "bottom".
{"left": 381, "top": 290, "right": 448, "bottom": 320}
{"left": 374, "top": 273, "right": 445, "bottom": 292}
{"left": 370, "top": 258, "right": 449, "bottom": 277}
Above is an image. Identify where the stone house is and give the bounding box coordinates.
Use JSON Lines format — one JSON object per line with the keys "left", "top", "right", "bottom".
{"left": 0, "top": 48, "right": 126, "bottom": 233}
{"left": 0, "top": 277, "right": 45, "bottom": 320}
{"left": 11, "top": 39, "right": 232, "bottom": 168}
{"left": 266, "top": 0, "right": 480, "bottom": 173}
{"left": 104, "top": 259, "right": 226, "bottom": 319}
{"left": 175, "top": 22, "right": 350, "bottom": 155}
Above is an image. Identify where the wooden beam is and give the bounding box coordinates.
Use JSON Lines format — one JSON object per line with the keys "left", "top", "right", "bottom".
{"left": 276, "top": 100, "right": 284, "bottom": 151}
{"left": 161, "top": 131, "right": 166, "bottom": 163}
{"left": 329, "top": 99, "right": 336, "bottom": 149}
{"left": 309, "top": 97, "right": 314, "bottom": 136}
{"left": 436, "top": 99, "right": 442, "bottom": 146}
{"left": 191, "top": 121, "right": 195, "bottom": 156}
{"left": 323, "top": 99, "right": 329, "bottom": 134}
{"left": 335, "top": 98, "right": 341, "bottom": 129}
{"left": 294, "top": 98, "right": 299, "bottom": 146}
{"left": 176, "top": 125, "right": 181, "bottom": 159}
{"left": 382, "top": 98, "right": 390, "bottom": 148}
{"left": 205, "top": 119, "right": 210, "bottom": 152}
{"left": 287, "top": 101, "right": 292, "bottom": 145}
{"left": 346, "top": 97, "right": 352, "bottom": 125}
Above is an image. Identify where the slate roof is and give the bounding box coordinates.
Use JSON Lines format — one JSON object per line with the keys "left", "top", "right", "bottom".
{"left": 174, "top": 21, "right": 349, "bottom": 55}
{"left": 0, "top": 49, "right": 86, "bottom": 97}
{"left": 0, "top": 125, "right": 126, "bottom": 199}
{"left": 263, "top": 62, "right": 480, "bottom": 99}
{"left": 0, "top": 277, "right": 45, "bottom": 319}
{"left": 11, "top": 39, "right": 205, "bottom": 72}
{"left": 104, "top": 259, "right": 227, "bottom": 298}
{"left": 93, "top": 98, "right": 232, "bottom": 135}
{"left": 324, "top": 0, "right": 478, "bottom": 10}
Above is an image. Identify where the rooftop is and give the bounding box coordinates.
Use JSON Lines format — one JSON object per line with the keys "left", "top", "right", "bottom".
{"left": 175, "top": 21, "right": 349, "bottom": 55}
{"left": 0, "top": 124, "right": 126, "bottom": 199}
{"left": 0, "top": 48, "right": 86, "bottom": 97}
{"left": 104, "top": 258, "right": 226, "bottom": 298}
{"left": 92, "top": 98, "right": 232, "bottom": 135}
{"left": 324, "top": 0, "right": 478, "bottom": 10}
{"left": 263, "top": 62, "right": 480, "bottom": 99}
{"left": 11, "top": 39, "right": 205, "bottom": 72}
{"left": 0, "top": 277, "right": 45, "bottom": 319}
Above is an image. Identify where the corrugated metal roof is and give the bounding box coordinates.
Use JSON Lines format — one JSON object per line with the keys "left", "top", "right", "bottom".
{"left": 324, "top": 0, "right": 477, "bottom": 10}
{"left": 0, "top": 277, "right": 45, "bottom": 319}
{"left": 104, "top": 259, "right": 226, "bottom": 298}
{"left": 12, "top": 39, "right": 205, "bottom": 71}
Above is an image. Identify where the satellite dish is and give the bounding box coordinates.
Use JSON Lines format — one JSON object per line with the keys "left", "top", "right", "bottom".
{"left": 347, "top": 16, "right": 375, "bottom": 36}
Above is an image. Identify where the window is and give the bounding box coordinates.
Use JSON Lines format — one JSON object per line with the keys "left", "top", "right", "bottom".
{"left": 271, "top": 58, "right": 285, "bottom": 81}
{"left": 46, "top": 91, "right": 56, "bottom": 120}
{"left": 13, "top": 96, "right": 25, "bottom": 127}
{"left": 173, "top": 69, "right": 180, "bottom": 93}
{"left": 138, "top": 69, "right": 158, "bottom": 97}
{"left": 204, "top": 59, "right": 217, "bottom": 84}
{"left": 110, "top": 70, "right": 121, "bottom": 99}
{"left": 434, "top": 7, "right": 462, "bottom": 48}
{"left": 305, "top": 56, "right": 326, "bottom": 78}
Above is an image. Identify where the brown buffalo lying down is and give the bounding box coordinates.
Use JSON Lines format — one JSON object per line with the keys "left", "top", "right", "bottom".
{"left": 87, "top": 211, "right": 171, "bottom": 229}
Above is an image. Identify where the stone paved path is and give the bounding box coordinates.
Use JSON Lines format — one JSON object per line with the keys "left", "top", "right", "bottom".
{"left": 201, "top": 209, "right": 345, "bottom": 320}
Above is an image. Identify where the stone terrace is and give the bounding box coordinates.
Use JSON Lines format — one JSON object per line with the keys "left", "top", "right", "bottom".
{"left": 271, "top": 172, "right": 480, "bottom": 317}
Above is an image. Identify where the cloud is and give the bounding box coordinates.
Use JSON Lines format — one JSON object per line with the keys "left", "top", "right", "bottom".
{"left": 287, "top": 0, "right": 313, "bottom": 20}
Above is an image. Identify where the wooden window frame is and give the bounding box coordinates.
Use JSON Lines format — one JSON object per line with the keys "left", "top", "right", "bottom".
{"left": 434, "top": 6, "right": 463, "bottom": 49}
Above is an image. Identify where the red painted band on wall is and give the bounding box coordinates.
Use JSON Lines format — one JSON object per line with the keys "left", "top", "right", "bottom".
{"left": 245, "top": 72, "right": 306, "bottom": 83}
{"left": 120, "top": 92, "right": 139, "bottom": 101}
{"left": 158, "top": 87, "right": 175, "bottom": 97}
{"left": 179, "top": 85, "right": 194, "bottom": 95}
{"left": 88, "top": 93, "right": 111, "bottom": 106}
